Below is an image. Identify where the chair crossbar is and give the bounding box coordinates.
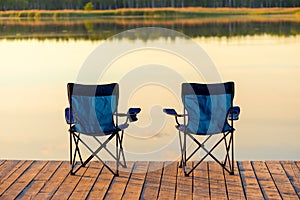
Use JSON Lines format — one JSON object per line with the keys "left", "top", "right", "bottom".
{"left": 70, "top": 131, "right": 126, "bottom": 176}
{"left": 185, "top": 133, "right": 212, "bottom": 162}
{"left": 72, "top": 133, "right": 83, "bottom": 165}
{"left": 223, "top": 132, "right": 233, "bottom": 169}
{"left": 117, "top": 131, "right": 127, "bottom": 168}
{"left": 92, "top": 135, "right": 119, "bottom": 163}
{"left": 182, "top": 131, "right": 234, "bottom": 176}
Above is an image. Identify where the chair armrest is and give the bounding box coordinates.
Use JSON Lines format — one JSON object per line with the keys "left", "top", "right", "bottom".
{"left": 115, "top": 108, "right": 141, "bottom": 122}
{"left": 228, "top": 106, "right": 240, "bottom": 120}
{"left": 115, "top": 113, "right": 128, "bottom": 117}
{"left": 129, "top": 108, "right": 141, "bottom": 114}
{"left": 163, "top": 108, "right": 186, "bottom": 117}
{"left": 163, "top": 108, "right": 178, "bottom": 116}
{"left": 128, "top": 108, "right": 141, "bottom": 122}
{"left": 65, "top": 107, "right": 74, "bottom": 124}
{"left": 163, "top": 108, "right": 186, "bottom": 126}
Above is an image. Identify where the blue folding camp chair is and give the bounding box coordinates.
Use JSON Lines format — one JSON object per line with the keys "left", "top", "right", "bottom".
{"left": 65, "top": 83, "right": 141, "bottom": 176}
{"left": 164, "top": 82, "right": 240, "bottom": 176}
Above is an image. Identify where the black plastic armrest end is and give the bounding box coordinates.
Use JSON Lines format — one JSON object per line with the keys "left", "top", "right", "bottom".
{"left": 228, "top": 106, "right": 240, "bottom": 120}
{"left": 128, "top": 108, "right": 141, "bottom": 122}
{"left": 65, "top": 107, "right": 74, "bottom": 124}
{"left": 163, "top": 108, "right": 178, "bottom": 116}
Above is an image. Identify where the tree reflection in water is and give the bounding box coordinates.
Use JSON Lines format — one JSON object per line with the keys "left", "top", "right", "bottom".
{"left": 1, "top": 16, "right": 300, "bottom": 41}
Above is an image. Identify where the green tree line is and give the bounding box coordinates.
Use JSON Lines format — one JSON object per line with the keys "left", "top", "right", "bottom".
{"left": 0, "top": 0, "right": 300, "bottom": 10}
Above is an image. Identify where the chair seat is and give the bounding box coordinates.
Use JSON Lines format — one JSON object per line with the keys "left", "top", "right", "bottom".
{"left": 175, "top": 124, "right": 234, "bottom": 135}
{"left": 70, "top": 125, "right": 123, "bottom": 136}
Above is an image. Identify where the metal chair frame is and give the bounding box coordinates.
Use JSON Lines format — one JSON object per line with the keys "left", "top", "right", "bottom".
{"left": 164, "top": 82, "right": 240, "bottom": 176}
{"left": 65, "top": 83, "right": 140, "bottom": 176}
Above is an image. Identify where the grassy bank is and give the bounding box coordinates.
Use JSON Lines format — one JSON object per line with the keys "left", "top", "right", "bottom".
{"left": 1, "top": 7, "right": 300, "bottom": 19}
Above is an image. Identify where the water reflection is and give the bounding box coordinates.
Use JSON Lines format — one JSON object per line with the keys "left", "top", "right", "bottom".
{"left": 0, "top": 25, "right": 300, "bottom": 161}
{"left": 1, "top": 35, "right": 300, "bottom": 161}
{"left": 1, "top": 15, "right": 300, "bottom": 40}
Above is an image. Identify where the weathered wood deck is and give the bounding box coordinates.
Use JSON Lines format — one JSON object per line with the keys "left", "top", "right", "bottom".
{"left": 0, "top": 160, "right": 299, "bottom": 199}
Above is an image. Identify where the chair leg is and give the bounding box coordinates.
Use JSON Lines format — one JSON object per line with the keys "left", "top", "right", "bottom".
{"left": 223, "top": 131, "right": 234, "bottom": 175}
{"left": 118, "top": 130, "right": 127, "bottom": 168}
{"left": 69, "top": 132, "right": 72, "bottom": 165}
{"left": 231, "top": 131, "right": 234, "bottom": 175}
{"left": 71, "top": 134, "right": 93, "bottom": 175}
{"left": 73, "top": 134, "right": 84, "bottom": 163}
{"left": 183, "top": 131, "right": 187, "bottom": 174}
{"left": 116, "top": 132, "right": 119, "bottom": 176}
{"left": 223, "top": 132, "right": 232, "bottom": 171}
{"left": 70, "top": 132, "right": 84, "bottom": 175}
{"left": 69, "top": 132, "right": 74, "bottom": 175}
{"left": 178, "top": 131, "right": 184, "bottom": 168}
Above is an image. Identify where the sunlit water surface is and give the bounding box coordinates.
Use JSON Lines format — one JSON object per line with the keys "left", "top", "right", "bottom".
{"left": 0, "top": 35, "right": 299, "bottom": 161}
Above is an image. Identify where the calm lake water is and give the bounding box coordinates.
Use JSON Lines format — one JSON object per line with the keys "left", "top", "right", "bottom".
{"left": 0, "top": 17, "right": 300, "bottom": 161}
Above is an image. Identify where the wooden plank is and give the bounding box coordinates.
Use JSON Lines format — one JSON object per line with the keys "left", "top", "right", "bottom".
{"left": 104, "top": 161, "right": 134, "bottom": 200}
{"left": 296, "top": 161, "right": 300, "bottom": 170}
{"left": 208, "top": 161, "right": 227, "bottom": 200}
{"left": 238, "top": 161, "right": 264, "bottom": 200}
{"left": 157, "top": 161, "right": 178, "bottom": 200}
{"left": 193, "top": 162, "right": 210, "bottom": 200}
{"left": 18, "top": 161, "right": 62, "bottom": 200}
{"left": 224, "top": 161, "right": 245, "bottom": 200}
{"left": 122, "top": 161, "right": 149, "bottom": 200}
{"left": 35, "top": 161, "right": 62, "bottom": 181}
{"left": 34, "top": 161, "right": 70, "bottom": 199}
{"left": 140, "top": 161, "right": 164, "bottom": 200}
{"left": 266, "top": 161, "right": 299, "bottom": 199}
{"left": 0, "top": 160, "right": 33, "bottom": 196}
{"left": 69, "top": 161, "right": 102, "bottom": 199}
{"left": 0, "top": 160, "right": 21, "bottom": 182}
{"left": 281, "top": 161, "right": 300, "bottom": 198}
{"left": 50, "top": 162, "right": 88, "bottom": 200}
{"left": 251, "top": 161, "right": 281, "bottom": 199}
{"left": 1, "top": 161, "right": 47, "bottom": 199}
{"left": 1, "top": 160, "right": 300, "bottom": 200}
{"left": 0, "top": 160, "right": 26, "bottom": 184}
{"left": 86, "top": 162, "right": 114, "bottom": 200}
{"left": 176, "top": 161, "right": 193, "bottom": 199}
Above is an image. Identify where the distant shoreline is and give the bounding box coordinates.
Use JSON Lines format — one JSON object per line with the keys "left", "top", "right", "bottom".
{"left": 1, "top": 7, "right": 300, "bottom": 19}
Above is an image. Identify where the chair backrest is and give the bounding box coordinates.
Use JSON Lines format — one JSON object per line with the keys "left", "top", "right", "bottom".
{"left": 68, "top": 83, "right": 119, "bottom": 135}
{"left": 182, "top": 82, "right": 234, "bottom": 135}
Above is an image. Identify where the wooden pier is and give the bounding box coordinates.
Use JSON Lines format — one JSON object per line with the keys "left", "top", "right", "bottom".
{"left": 0, "top": 160, "right": 299, "bottom": 199}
